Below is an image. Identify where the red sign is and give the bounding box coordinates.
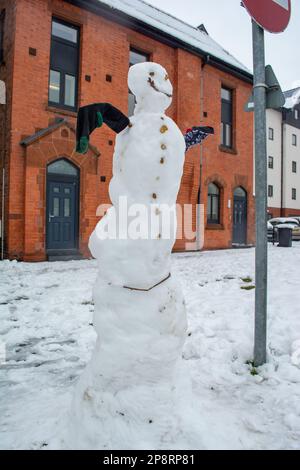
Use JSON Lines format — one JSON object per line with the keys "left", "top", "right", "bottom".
{"left": 243, "top": 0, "right": 291, "bottom": 33}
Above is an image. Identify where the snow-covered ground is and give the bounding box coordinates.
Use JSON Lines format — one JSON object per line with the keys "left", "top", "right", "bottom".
{"left": 1, "top": 245, "right": 300, "bottom": 450}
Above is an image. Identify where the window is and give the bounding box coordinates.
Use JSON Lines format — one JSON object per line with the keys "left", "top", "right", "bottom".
{"left": 268, "top": 156, "right": 274, "bottom": 169}
{"left": 128, "top": 48, "right": 149, "bottom": 116}
{"left": 0, "top": 9, "right": 5, "bottom": 64}
{"left": 295, "top": 109, "right": 299, "bottom": 120}
{"left": 49, "top": 18, "right": 79, "bottom": 110}
{"left": 292, "top": 161, "right": 297, "bottom": 173}
{"left": 221, "top": 87, "right": 233, "bottom": 148}
{"left": 292, "top": 188, "right": 297, "bottom": 200}
{"left": 268, "top": 185, "right": 273, "bottom": 198}
{"left": 268, "top": 128, "right": 274, "bottom": 141}
{"left": 48, "top": 158, "right": 78, "bottom": 176}
{"left": 292, "top": 134, "right": 297, "bottom": 146}
{"left": 207, "top": 183, "right": 220, "bottom": 224}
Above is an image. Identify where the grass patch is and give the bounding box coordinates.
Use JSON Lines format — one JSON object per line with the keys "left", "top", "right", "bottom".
{"left": 246, "top": 360, "right": 259, "bottom": 376}
{"left": 81, "top": 300, "right": 94, "bottom": 306}
{"left": 241, "top": 277, "right": 253, "bottom": 283}
{"left": 241, "top": 285, "right": 255, "bottom": 291}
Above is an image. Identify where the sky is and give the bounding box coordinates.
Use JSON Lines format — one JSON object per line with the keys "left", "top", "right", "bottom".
{"left": 145, "top": 0, "right": 300, "bottom": 92}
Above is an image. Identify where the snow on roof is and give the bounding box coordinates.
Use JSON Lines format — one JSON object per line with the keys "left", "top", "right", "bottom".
{"left": 284, "top": 87, "right": 300, "bottom": 109}
{"left": 97, "top": 0, "right": 251, "bottom": 75}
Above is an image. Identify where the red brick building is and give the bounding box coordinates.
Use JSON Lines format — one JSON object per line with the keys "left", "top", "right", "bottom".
{"left": 0, "top": 0, "right": 255, "bottom": 261}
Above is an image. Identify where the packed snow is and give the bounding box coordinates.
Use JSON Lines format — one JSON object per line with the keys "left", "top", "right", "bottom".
{"left": 284, "top": 87, "right": 300, "bottom": 109}
{"left": 1, "top": 245, "right": 300, "bottom": 450}
{"left": 67, "top": 62, "right": 190, "bottom": 450}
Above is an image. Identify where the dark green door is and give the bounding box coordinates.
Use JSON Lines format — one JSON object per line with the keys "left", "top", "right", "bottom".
{"left": 233, "top": 187, "right": 247, "bottom": 245}
{"left": 46, "top": 159, "right": 79, "bottom": 252}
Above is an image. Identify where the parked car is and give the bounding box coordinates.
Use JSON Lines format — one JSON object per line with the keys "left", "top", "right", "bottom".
{"left": 268, "top": 218, "right": 300, "bottom": 242}
{"left": 290, "top": 216, "right": 300, "bottom": 225}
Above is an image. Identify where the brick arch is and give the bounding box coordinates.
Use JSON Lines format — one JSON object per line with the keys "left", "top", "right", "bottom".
{"left": 23, "top": 124, "right": 100, "bottom": 260}
{"left": 233, "top": 185, "right": 248, "bottom": 197}
{"left": 204, "top": 174, "right": 227, "bottom": 189}
{"left": 46, "top": 155, "right": 80, "bottom": 171}
{"left": 203, "top": 175, "right": 226, "bottom": 228}
{"left": 231, "top": 175, "right": 250, "bottom": 196}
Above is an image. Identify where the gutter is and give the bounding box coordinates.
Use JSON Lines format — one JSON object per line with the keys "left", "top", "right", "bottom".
{"left": 64, "top": 0, "right": 253, "bottom": 84}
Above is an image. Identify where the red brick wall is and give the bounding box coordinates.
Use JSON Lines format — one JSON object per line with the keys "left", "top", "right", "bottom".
{"left": 268, "top": 207, "right": 281, "bottom": 219}
{"left": 5, "top": 0, "right": 254, "bottom": 260}
{"left": 282, "top": 208, "right": 300, "bottom": 217}
{"left": 0, "top": 0, "right": 16, "bottom": 258}
{"left": 268, "top": 207, "right": 300, "bottom": 219}
{"left": 175, "top": 61, "right": 255, "bottom": 251}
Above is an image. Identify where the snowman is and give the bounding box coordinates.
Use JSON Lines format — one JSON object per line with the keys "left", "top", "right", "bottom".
{"left": 67, "top": 63, "right": 203, "bottom": 450}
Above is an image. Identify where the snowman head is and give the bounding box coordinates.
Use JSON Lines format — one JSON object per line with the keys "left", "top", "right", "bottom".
{"left": 128, "top": 62, "right": 173, "bottom": 114}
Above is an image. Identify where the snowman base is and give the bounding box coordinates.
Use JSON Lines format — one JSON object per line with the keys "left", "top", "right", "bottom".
{"left": 66, "top": 278, "right": 200, "bottom": 450}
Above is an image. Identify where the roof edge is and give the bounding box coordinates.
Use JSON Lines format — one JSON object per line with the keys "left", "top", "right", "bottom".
{"left": 20, "top": 118, "right": 101, "bottom": 157}
{"left": 64, "top": 0, "right": 253, "bottom": 84}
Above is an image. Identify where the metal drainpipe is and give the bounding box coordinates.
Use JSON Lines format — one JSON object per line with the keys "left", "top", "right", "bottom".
{"left": 1, "top": 168, "right": 4, "bottom": 260}
{"left": 1, "top": 90, "right": 6, "bottom": 260}
{"left": 196, "top": 55, "right": 209, "bottom": 250}
{"left": 280, "top": 114, "right": 284, "bottom": 217}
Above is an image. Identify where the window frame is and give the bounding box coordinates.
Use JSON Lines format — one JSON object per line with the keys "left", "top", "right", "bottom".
{"left": 0, "top": 9, "right": 5, "bottom": 65}
{"left": 221, "top": 86, "right": 233, "bottom": 149}
{"left": 268, "top": 128, "right": 274, "bottom": 141}
{"left": 207, "top": 182, "right": 221, "bottom": 225}
{"left": 268, "top": 185, "right": 274, "bottom": 198}
{"left": 292, "top": 161, "right": 297, "bottom": 174}
{"left": 268, "top": 156, "right": 274, "bottom": 169}
{"left": 292, "top": 134, "right": 297, "bottom": 147}
{"left": 128, "top": 47, "right": 150, "bottom": 117}
{"left": 292, "top": 188, "right": 297, "bottom": 201}
{"left": 48, "top": 17, "right": 80, "bottom": 112}
{"left": 295, "top": 109, "right": 299, "bottom": 120}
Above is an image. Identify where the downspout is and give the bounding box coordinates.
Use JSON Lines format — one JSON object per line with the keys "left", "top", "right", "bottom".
{"left": 280, "top": 113, "right": 284, "bottom": 217}
{"left": 196, "top": 54, "right": 210, "bottom": 250}
{"left": 1, "top": 168, "right": 4, "bottom": 260}
{"left": 1, "top": 85, "right": 6, "bottom": 260}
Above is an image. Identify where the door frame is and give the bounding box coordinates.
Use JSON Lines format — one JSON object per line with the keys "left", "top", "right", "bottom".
{"left": 232, "top": 186, "right": 248, "bottom": 245}
{"left": 46, "top": 162, "right": 80, "bottom": 254}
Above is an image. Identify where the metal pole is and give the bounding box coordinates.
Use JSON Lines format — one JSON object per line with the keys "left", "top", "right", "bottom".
{"left": 252, "top": 19, "right": 268, "bottom": 366}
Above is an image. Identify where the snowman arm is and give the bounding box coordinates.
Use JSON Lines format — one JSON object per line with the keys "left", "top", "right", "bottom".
{"left": 184, "top": 126, "right": 214, "bottom": 152}
{"left": 76, "top": 103, "right": 130, "bottom": 154}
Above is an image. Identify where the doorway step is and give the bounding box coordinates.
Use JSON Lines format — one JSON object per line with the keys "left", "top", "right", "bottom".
{"left": 47, "top": 250, "right": 85, "bottom": 262}
{"left": 232, "top": 244, "right": 254, "bottom": 249}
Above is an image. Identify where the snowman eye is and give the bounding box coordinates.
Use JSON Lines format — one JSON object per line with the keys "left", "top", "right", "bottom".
{"left": 149, "top": 72, "right": 155, "bottom": 77}
{"left": 165, "top": 74, "right": 169, "bottom": 81}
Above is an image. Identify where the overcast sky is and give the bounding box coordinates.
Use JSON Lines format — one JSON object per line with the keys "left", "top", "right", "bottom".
{"left": 145, "top": 0, "right": 300, "bottom": 91}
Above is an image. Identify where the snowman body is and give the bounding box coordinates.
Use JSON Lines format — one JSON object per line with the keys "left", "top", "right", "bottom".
{"left": 69, "top": 63, "right": 195, "bottom": 450}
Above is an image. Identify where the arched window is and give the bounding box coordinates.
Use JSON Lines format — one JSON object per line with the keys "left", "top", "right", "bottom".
{"left": 207, "top": 183, "right": 220, "bottom": 224}
{"left": 47, "top": 158, "right": 78, "bottom": 177}
{"left": 234, "top": 186, "right": 247, "bottom": 199}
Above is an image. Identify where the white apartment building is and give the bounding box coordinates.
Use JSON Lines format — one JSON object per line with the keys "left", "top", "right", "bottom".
{"left": 267, "top": 87, "right": 300, "bottom": 219}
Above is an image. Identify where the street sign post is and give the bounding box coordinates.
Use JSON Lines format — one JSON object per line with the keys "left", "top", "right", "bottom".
{"left": 242, "top": 0, "right": 291, "bottom": 366}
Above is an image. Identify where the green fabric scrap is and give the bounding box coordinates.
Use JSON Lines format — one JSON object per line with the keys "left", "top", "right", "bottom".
{"left": 96, "top": 111, "right": 104, "bottom": 128}
{"left": 76, "top": 136, "right": 89, "bottom": 154}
